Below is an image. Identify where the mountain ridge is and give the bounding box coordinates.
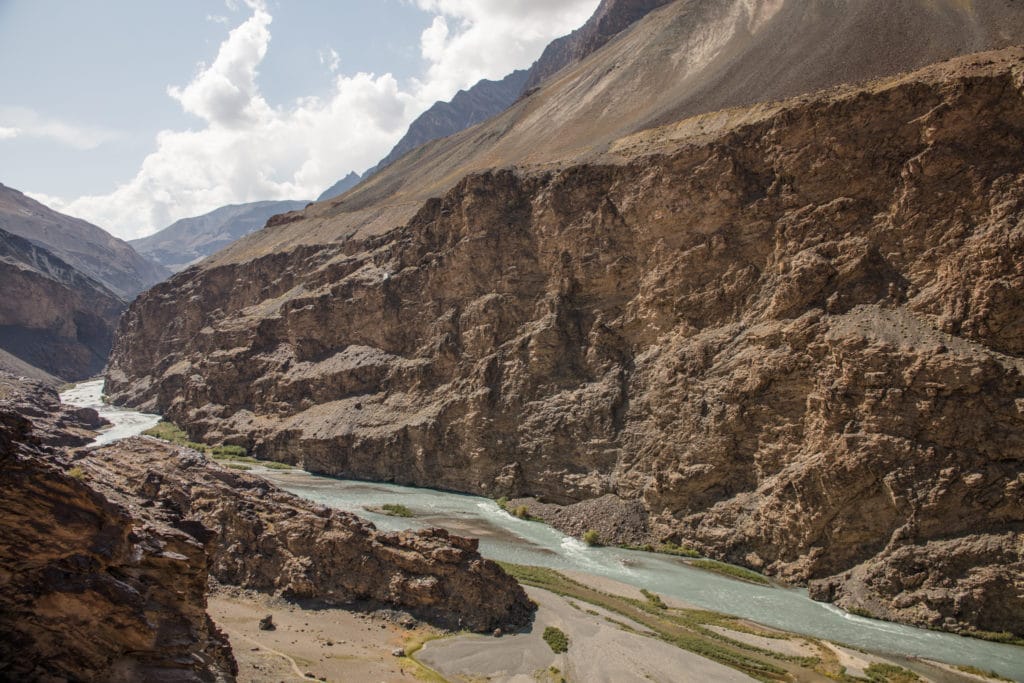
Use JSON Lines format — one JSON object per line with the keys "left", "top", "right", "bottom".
{"left": 0, "top": 183, "right": 168, "bottom": 299}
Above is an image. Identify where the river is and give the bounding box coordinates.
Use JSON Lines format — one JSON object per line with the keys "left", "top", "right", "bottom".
{"left": 61, "top": 380, "right": 1024, "bottom": 681}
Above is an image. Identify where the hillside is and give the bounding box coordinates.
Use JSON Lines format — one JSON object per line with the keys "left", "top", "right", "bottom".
{"left": 130, "top": 200, "right": 309, "bottom": 272}
{"left": 207, "top": 0, "right": 1024, "bottom": 264}
{"left": 0, "top": 228, "right": 123, "bottom": 380}
{"left": 0, "top": 184, "right": 168, "bottom": 299}
{"left": 107, "top": 0, "right": 1024, "bottom": 638}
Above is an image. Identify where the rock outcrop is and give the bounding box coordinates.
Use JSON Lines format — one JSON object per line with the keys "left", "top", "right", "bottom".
{"left": 0, "top": 228, "right": 125, "bottom": 380}
{"left": 81, "top": 437, "right": 534, "bottom": 633}
{"left": 0, "top": 183, "right": 168, "bottom": 300}
{"left": 108, "top": 48, "right": 1024, "bottom": 637}
{"left": 0, "top": 386, "right": 235, "bottom": 682}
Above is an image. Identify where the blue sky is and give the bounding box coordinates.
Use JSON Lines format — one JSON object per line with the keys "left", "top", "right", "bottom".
{"left": 0, "top": 0, "right": 598, "bottom": 238}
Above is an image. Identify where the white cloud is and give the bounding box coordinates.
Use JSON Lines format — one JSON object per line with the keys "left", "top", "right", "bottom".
{"left": 47, "top": 0, "right": 599, "bottom": 239}
{"left": 319, "top": 48, "right": 342, "bottom": 74}
{"left": 0, "top": 107, "right": 118, "bottom": 150}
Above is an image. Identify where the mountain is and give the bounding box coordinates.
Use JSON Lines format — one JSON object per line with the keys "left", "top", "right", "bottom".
{"left": 317, "top": 172, "right": 362, "bottom": 202}
{"left": 522, "top": 0, "right": 673, "bottom": 91}
{"left": 317, "top": 70, "right": 530, "bottom": 203}
{"left": 107, "top": 0, "right": 1024, "bottom": 639}
{"left": 0, "top": 184, "right": 168, "bottom": 299}
{"left": 369, "top": 70, "right": 530, "bottom": 177}
{"left": 130, "top": 200, "right": 310, "bottom": 272}
{"left": 0, "top": 228, "right": 124, "bottom": 381}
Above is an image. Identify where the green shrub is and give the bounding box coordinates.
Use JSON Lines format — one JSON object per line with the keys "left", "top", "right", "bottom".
{"left": 495, "top": 496, "right": 509, "bottom": 510}
{"left": 67, "top": 466, "right": 86, "bottom": 480}
{"left": 582, "top": 529, "right": 601, "bottom": 546}
{"left": 864, "top": 662, "right": 920, "bottom": 682}
{"left": 955, "top": 665, "right": 1012, "bottom": 681}
{"left": 689, "top": 559, "right": 769, "bottom": 585}
{"left": 380, "top": 503, "right": 414, "bottom": 518}
{"left": 211, "top": 444, "right": 247, "bottom": 457}
{"left": 513, "top": 505, "right": 530, "bottom": 519}
{"left": 641, "top": 588, "right": 667, "bottom": 610}
{"left": 660, "top": 541, "right": 701, "bottom": 558}
{"left": 542, "top": 626, "right": 569, "bottom": 654}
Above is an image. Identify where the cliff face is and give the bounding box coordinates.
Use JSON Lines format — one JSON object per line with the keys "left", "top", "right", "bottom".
{"left": 109, "top": 50, "right": 1024, "bottom": 637}
{"left": 0, "top": 183, "right": 168, "bottom": 299}
{"left": 0, "top": 384, "right": 236, "bottom": 682}
{"left": 83, "top": 439, "right": 533, "bottom": 633}
{"left": 0, "top": 228, "right": 125, "bottom": 380}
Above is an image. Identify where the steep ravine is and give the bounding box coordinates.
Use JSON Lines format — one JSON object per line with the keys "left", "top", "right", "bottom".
{"left": 108, "top": 51, "right": 1024, "bottom": 637}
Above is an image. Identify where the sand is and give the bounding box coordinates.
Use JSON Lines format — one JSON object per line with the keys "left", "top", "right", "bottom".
{"left": 207, "top": 585, "right": 440, "bottom": 682}
{"left": 417, "top": 586, "right": 756, "bottom": 683}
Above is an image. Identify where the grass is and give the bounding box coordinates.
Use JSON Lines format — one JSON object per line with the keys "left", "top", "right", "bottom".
{"left": 864, "top": 662, "right": 920, "bottom": 682}
{"left": 689, "top": 559, "right": 770, "bottom": 585}
{"left": 399, "top": 632, "right": 449, "bottom": 683}
{"left": 380, "top": 503, "right": 414, "bottom": 518}
{"left": 145, "top": 421, "right": 294, "bottom": 470}
{"left": 641, "top": 588, "right": 668, "bottom": 610}
{"left": 499, "top": 562, "right": 813, "bottom": 682}
{"left": 955, "top": 665, "right": 1013, "bottom": 681}
{"left": 542, "top": 626, "right": 569, "bottom": 654}
{"left": 963, "top": 630, "right": 1024, "bottom": 647}
{"left": 226, "top": 463, "right": 252, "bottom": 471}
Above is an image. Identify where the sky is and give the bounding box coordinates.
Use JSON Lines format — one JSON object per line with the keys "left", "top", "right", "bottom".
{"left": 0, "top": 0, "right": 599, "bottom": 239}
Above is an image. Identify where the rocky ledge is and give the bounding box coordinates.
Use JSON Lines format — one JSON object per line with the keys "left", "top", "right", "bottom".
{"left": 0, "top": 399, "right": 236, "bottom": 682}
{"left": 80, "top": 437, "right": 533, "bottom": 633}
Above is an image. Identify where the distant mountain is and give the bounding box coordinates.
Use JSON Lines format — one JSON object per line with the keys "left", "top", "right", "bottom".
{"left": 0, "top": 227, "right": 124, "bottom": 381}
{"left": 370, "top": 70, "right": 530, "bottom": 176}
{"left": 317, "top": 172, "right": 363, "bottom": 203}
{"left": 318, "top": 70, "right": 530, "bottom": 202}
{"left": 0, "top": 183, "right": 168, "bottom": 300}
{"left": 130, "top": 200, "right": 310, "bottom": 272}
{"left": 523, "top": 0, "right": 673, "bottom": 91}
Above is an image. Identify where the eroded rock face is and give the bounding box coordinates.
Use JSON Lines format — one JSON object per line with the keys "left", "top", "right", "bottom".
{"left": 0, "top": 395, "right": 235, "bottom": 682}
{"left": 80, "top": 438, "right": 534, "bottom": 633}
{"left": 108, "top": 50, "right": 1024, "bottom": 636}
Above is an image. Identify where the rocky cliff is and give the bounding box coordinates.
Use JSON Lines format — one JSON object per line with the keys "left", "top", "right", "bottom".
{"left": 83, "top": 438, "right": 532, "bottom": 633}
{"left": 0, "top": 382, "right": 236, "bottom": 682}
{"left": 0, "top": 183, "right": 168, "bottom": 299}
{"left": 108, "top": 48, "right": 1024, "bottom": 637}
{"left": 0, "top": 228, "right": 125, "bottom": 380}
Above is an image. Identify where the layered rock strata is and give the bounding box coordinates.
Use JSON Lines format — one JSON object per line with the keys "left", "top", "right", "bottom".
{"left": 0, "top": 394, "right": 235, "bottom": 682}
{"left": 108, "top": 50, "right": 1024, "bottom": 636}
{"left": 82, "top": 437, "right": 534, "bottom": 633}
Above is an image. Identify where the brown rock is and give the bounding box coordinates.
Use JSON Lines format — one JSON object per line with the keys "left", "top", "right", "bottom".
{"left": 105, "top": 44, "right": 1024, "bottom": 637}
{"left": 80, "top": 438, "right": 533, "bottom": 633}
{"left": 0, "top": 389, "right": 235, "bottom": 682}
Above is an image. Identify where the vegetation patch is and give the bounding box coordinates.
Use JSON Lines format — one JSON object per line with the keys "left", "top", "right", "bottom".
{"left": 582, "top": 529, "right": 602, "bottom": 546}
{"left": 143, "top": 421, "right": 207, "bottom": 451}
{"left": 542, "top": 626, "right": 569, "bottom": 654}
{"left": 211, "top": 444, "right": 247, "bottom": 458}
{"left": 955, "top": 665, "right": 1013, "bottom": 681}
{"left": 380, "top": 503, "right": 414, "bottom": 518}
{"left": 498, "top": 562, "right": 815, "bottom": 681}
{"left": 67, "top": 466, "right": 86, "bottom": 480}
{"left": 689, "top": 559, "right": 770, "bottom": 585}
{"left": 864, "top": 662, "right": 920, "bottom": 682}
{"left": 641, "top": 588, "right": 668, "bottom": 610}
{"left": 963, "top": 630, "right": 1024, "bottom": 647}
{"left": 226, "top": 463, "right": 252, "bottom": 471}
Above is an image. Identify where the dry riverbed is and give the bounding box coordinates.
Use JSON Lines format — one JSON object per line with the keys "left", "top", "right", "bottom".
{"left": 207, "top": 566, "right": 992, "bottom": 683}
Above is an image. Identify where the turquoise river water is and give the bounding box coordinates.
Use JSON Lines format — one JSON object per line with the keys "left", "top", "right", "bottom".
{"left": 62, "top": 380, "right": 1024, "bottom": 681}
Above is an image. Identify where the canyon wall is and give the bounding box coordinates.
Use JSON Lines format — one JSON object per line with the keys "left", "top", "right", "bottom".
{"left": 108, "top": 50, "right": 1024, "bottom": 636}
